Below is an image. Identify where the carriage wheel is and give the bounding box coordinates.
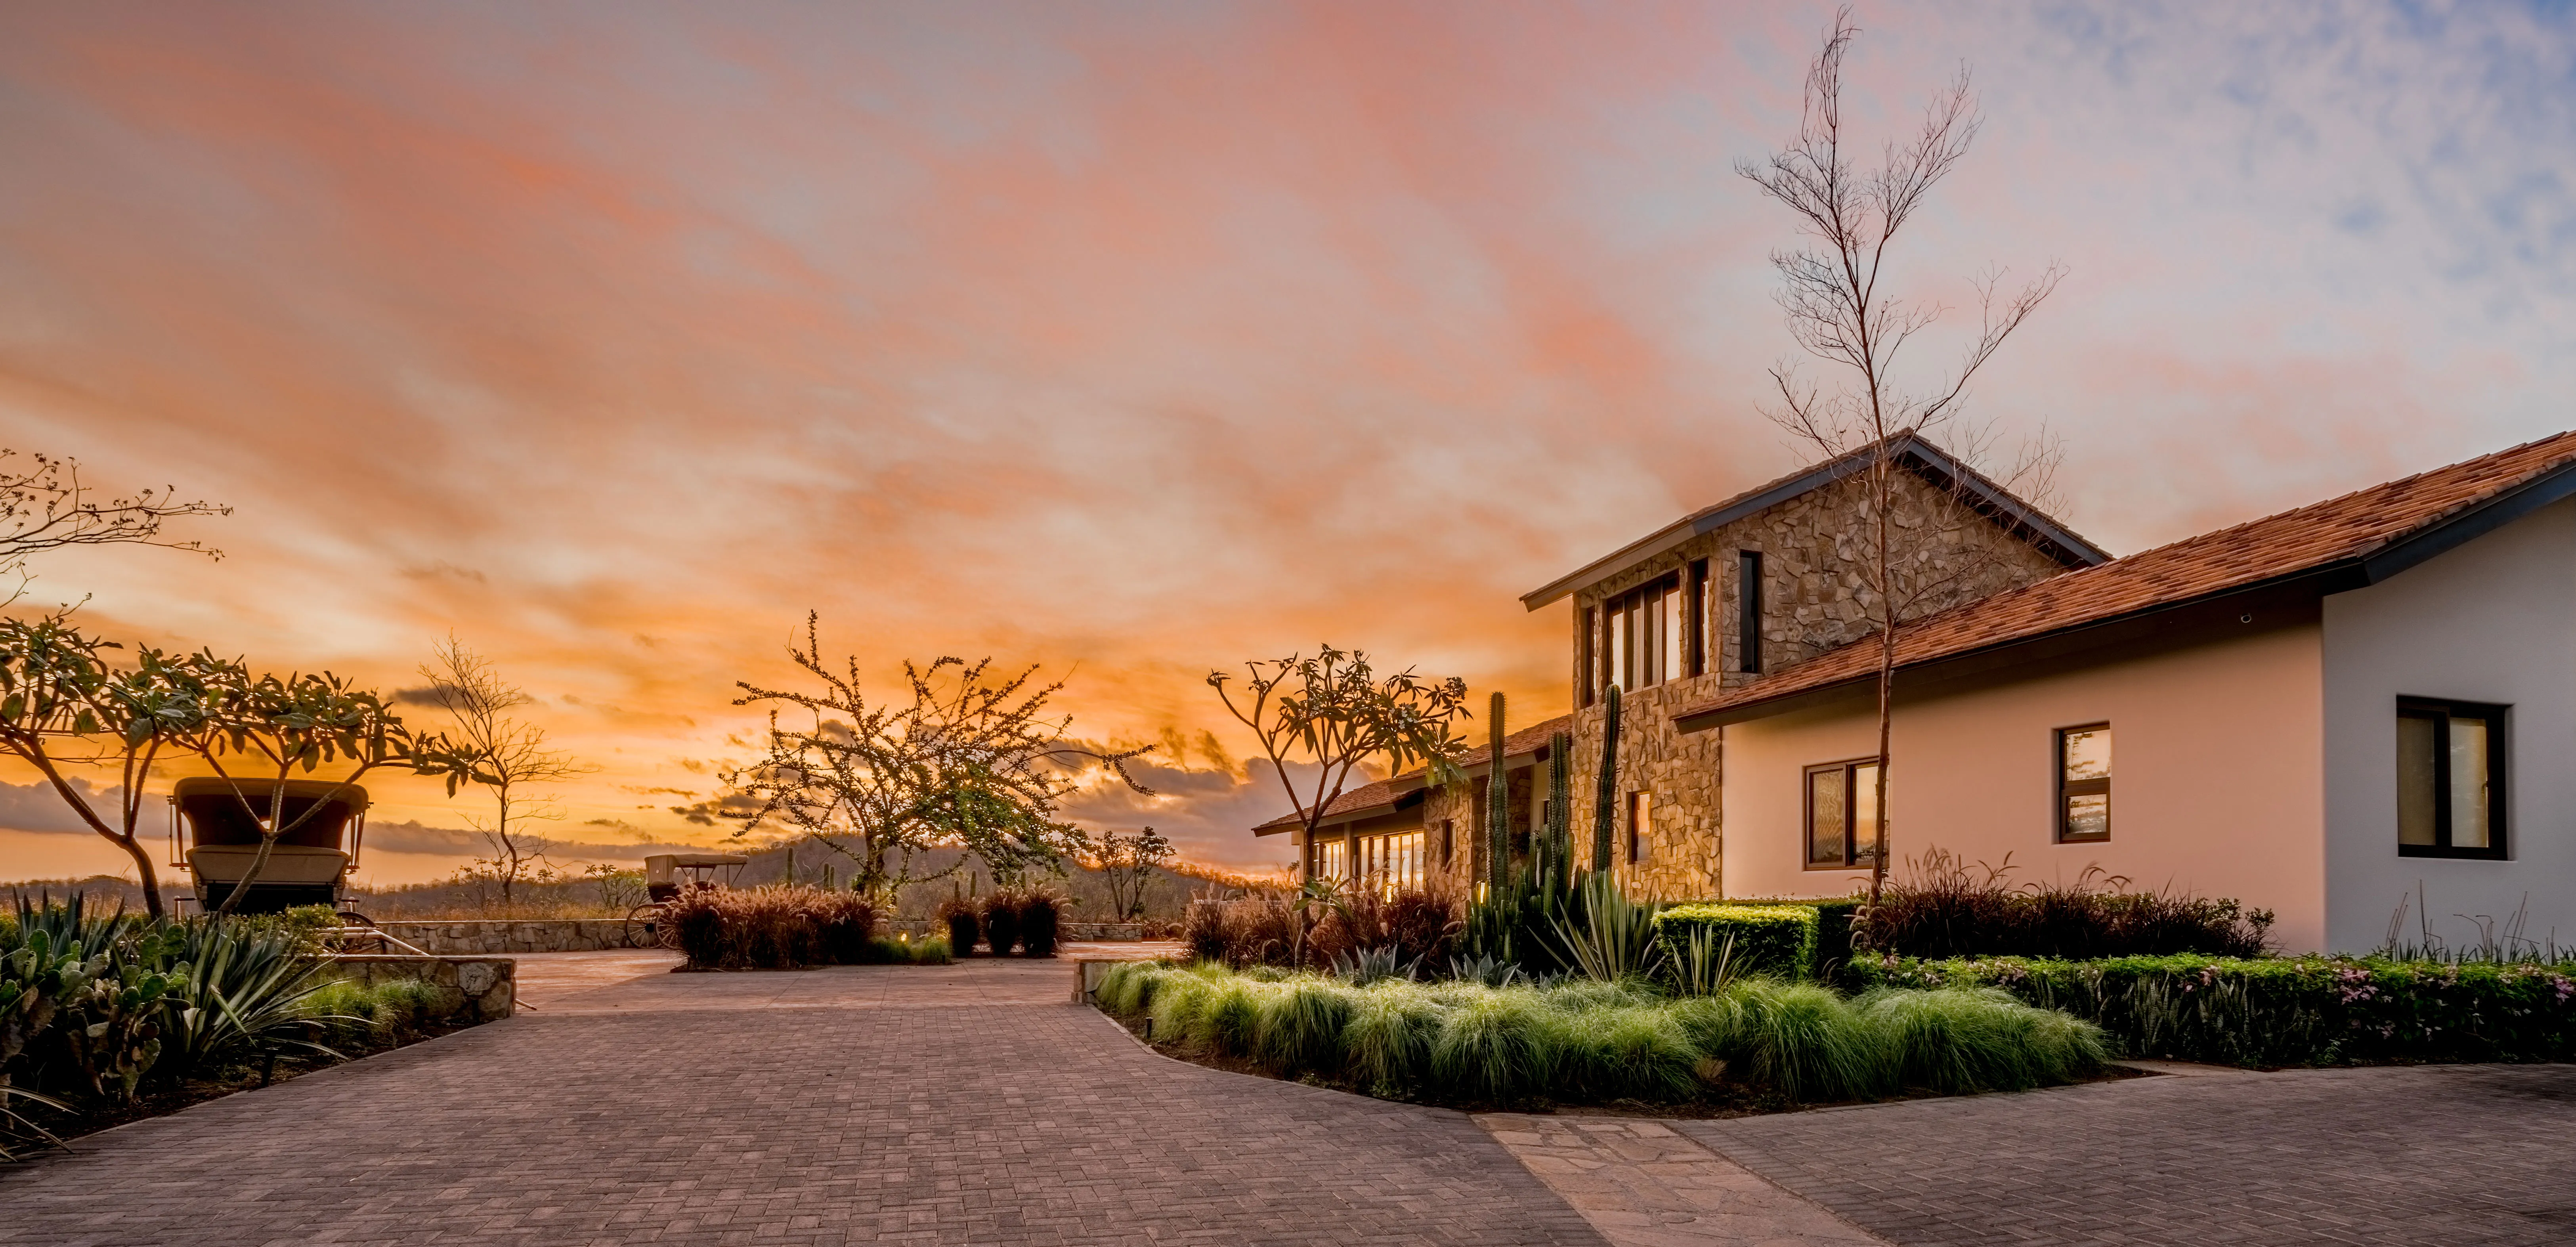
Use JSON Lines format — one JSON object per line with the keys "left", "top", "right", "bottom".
{"left": 622, "top": 903, "right": 664, "bottom": 950}
{"left": 335, "top": 910, "right": 378, "bottom": 928}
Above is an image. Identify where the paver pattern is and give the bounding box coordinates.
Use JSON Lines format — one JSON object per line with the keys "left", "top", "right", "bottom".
{"left": 1479, "top": 1114, "right": 1885, "bottom": 1247}
{"left": 1682, "top": 1063, "right": 2576, "bottom": 1247}
{"left": 0, "top": 960, "right": 1605, "bottom": 1247}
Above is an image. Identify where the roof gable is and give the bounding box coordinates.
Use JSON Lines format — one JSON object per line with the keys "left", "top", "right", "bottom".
{"left": 1521, "top": 432, "right": 2109, "bottom": 610}
{"left": 1674, "top": 428, "right": 2576, "bottom": 730}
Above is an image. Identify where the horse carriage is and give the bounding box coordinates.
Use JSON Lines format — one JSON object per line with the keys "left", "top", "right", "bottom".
{"left": 167, "top": 777, "right": 371, "bottom": 919}
{"left": 621, "top": 852, "right": 749, "bottom": 948}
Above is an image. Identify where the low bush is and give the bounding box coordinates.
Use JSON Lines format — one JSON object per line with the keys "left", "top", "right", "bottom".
{"left": 981, "top": 891, "right": 1022, "bottom": 957}
{"left": 1857, "top": 850, "right": 2273, "bottom": 961}
{"left": 1653, "top": 906, "right": 1819, "bottom": 981}
{"left": 663, "top": 885, "right": 895, "bottom": 970}
{"left": 1853, "top": 953, "right": 2576, "bottom": 1067}
{"left": 1017, "top": 890, "right": 1063, "bottom": 958}
{"left": 936, "top": 895, "right": 980, "bottom": 954}
{"left": 1193, "top": 887, "right": 1457, "bottom": 971}
{"left": 1095, "top": 960, "right": 2105, "bottom": 1107}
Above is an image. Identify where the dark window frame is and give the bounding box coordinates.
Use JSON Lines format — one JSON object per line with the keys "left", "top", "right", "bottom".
{"left": 1802, "top": 757, "right": 1882, "bottom": 870}
{"left": 1625, "top": 790, "right": 1648, "bottom": 864}
{"left": 1737, "top": 551, "right": 1764, "bottom": 674}
{"left": 2054, "top": 723, "right": 2112, "bottom": 843}
{"left": 2396, "top": 697, "right": 2509, "bottom": 860}
{"left": 1439, "top": 819, "right": 1454, "bottom": 868}
{"left": 1599, "top": 572, "right": 1683, "bottom": 695}
{"left": 1686, "top": 558, "right": 1709, "bottom": 677}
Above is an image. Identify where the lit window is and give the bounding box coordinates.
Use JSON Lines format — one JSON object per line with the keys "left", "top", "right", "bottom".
{"left": 1314, "top": 838, "right": 1346, "bottom": 881}
{"left": 1804, "top": 759, "right": 1881, "bottom": 868}
{"left": 1601, "top": 572, "right": 1684, "bottom": 695}
{"left": 1626, "top": 792, "right": 1651, "bottom": 864}
{"left": 2056, "top": 725, "right": 2111, "bottom": 842}
{"left": 2397, "top": 699, "right": 2506, "bottom": 859}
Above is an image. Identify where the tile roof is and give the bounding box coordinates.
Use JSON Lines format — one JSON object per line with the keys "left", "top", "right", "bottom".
{"left": 1249, "top": 712, "right": 1577, "bottom": 834}
{"left": 1674, "top": 429, "right": 2576, "bottom": 727}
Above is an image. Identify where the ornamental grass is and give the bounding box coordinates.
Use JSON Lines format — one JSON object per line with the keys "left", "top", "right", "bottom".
{"left": 664, "top": 884, "right": 919, "bottom": 970}
{"left": 1095, "top": 959, "right": 2107, "bottom": 1107}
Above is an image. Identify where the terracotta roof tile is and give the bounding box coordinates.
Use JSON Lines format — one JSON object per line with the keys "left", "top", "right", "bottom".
{"left": 1674, "top": 429, "right": 2576, "bottom": 725}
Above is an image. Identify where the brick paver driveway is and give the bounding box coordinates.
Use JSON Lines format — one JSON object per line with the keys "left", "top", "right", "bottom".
{"left": 0, "top": 960, "right": 1604, "bottom": 1247}
{"left": 1684, "top": 1062, "right": 2576, "bottom": 1247}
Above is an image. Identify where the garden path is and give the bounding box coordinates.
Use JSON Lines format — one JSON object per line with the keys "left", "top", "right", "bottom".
{"left": 0, "top": 957, "right": 1607, "bottom": 1247}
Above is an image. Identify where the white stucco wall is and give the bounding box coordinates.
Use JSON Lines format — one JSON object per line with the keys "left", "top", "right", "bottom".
{"left": 1717, "top": 623, "right": 2330, "bottom": 951}
{"left": 2321, "top": 497, "right": 2576, "bottom": 954}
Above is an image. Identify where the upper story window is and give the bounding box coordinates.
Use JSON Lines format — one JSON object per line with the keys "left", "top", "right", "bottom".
{"left": 2056, "top": 724, "right": 2111, "bottom": 842}
{"left": 2397, "top": 698, "right": 2507, "bottom": 859}
{"left": 1737, "top": 551, "right": 1764, "bottom": 673}
{"left": 1601, "top": 572, "right": 1683, "bottom": 694}
{"left": 1804, "top": 758, "right": 1880, "bottom": 869}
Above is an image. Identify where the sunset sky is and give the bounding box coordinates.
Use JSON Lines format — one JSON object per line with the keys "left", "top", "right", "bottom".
{"left": 4, "top": 2, "right": 2571, "bottom": 886}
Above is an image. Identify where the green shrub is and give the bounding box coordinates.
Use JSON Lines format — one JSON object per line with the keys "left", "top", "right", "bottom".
{"left": 1853, "top": 953, "right": 2576, "bottom": 1067}
{"left": 1557, "top": 1004, "right": 1699, "bottom": 1101}
{"left": 1257, "top": 979, "right": 1357, "bottom": 1073}
{"left": 1342, "top": 983, "right": 1438, "bottom": 1092}
{"left": 1429, "top": 987, "right": 1557, "bottom": 1102}
{"left": 1726, "top": 980, "right": 1885, "bottom": 1102}
{"left": 1098, "top": 960, "right": 2110, "bottom": 1108}
{"left": 1654, "top": 906, "right": 1819, "bottom": 981}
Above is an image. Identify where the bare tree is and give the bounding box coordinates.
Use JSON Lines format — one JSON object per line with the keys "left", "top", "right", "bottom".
{"left": 1740, "top": 9, "right": 2065, "bottom": 904}
{"left": 416, "top": 637, "right": 590, "bottom": 905}
{"left": 0, "top": 451, "right": 227, "bottom": 594}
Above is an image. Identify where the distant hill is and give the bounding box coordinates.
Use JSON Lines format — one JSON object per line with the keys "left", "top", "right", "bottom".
{"left": 5, "top": 844, "right": 1283, "bottom": 922}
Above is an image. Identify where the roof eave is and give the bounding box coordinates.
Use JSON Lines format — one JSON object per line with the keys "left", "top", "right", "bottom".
{"left": 1520, "top": 435, "right": 2108, "bottom": 611}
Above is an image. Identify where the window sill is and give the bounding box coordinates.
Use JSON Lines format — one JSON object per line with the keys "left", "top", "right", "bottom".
{"left": 2397, "top": 845, "right": 2509, "bottom": 861}
{"left": 1802, "top": 863, "right": 1875, "bottom": 872}
{"left": 2056, "top": 834, "right": 2111, "bottom": 845}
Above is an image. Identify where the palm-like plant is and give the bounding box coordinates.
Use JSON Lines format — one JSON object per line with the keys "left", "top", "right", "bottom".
{"left": 146, "top": 920, "right": 346, "bottom": 1082}
{"left": 1549, "top": 872, "right": 1665, "bottom": 983}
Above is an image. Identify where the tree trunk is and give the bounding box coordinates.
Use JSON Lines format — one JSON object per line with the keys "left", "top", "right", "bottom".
{"left": 115, "top": 834, "right": 166, "bottom": 920}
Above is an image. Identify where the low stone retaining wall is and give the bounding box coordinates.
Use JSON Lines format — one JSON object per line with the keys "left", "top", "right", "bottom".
{"left": 327, "top": 955, "right": 516, "bottom": 1021}
{"left": 371, "top": 919, "right": 645, "bottom": 954}
{"left": 884, "top": 919, "right": 1149, "bottom": 942}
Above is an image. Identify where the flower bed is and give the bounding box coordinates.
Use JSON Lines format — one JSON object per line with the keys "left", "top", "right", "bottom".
{"left": 1096, "top": 960, "right": 2109, "bottom": 1107}
{"left": 1852, "top": 953, "right": 2576, "bottom": 1067}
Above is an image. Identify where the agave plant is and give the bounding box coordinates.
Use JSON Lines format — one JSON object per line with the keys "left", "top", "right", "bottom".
{"left": 1445, "top": 953, "right": 1525, "bottom": 989}
{"left": 1330, "top": 945, "right": 1420, "bottom": 987}
{"left": 1549, "top": 871, "right": 1664, "bottom": 983}
{"left": 1668, "top": 924, "right": 1743, "bottom": 997}
{"left": 146, "top": 919, "right": 346, "bottom": 1082}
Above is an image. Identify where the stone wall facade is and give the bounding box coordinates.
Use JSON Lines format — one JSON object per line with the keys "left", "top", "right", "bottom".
{"left": 1564, "top": 470, "right": 2075, "bottom": 901}
{"left": 373, "top": 919, "right": 646, "bottom": 954}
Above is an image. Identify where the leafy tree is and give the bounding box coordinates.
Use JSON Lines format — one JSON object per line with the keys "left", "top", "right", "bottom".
{"left": 1089, "top": 826, "right": 1175, "bottom": 922}
{"left": 1208, "top": 645, "right": 1471, "bottom": 882}
{"left": 413, "top": 637, "right": 590, "bottom": 904}
{"left": 181, "top": 662, "right": 445, "bottom": 915}
{"left": 0, "top": 616, "right": 212, "bottom": 918}
{"left": 722, "top": 613, "right": 1152, "bottom": 897}
{"left": 1741, "top": 10, "right": 2064, "bottom": 904}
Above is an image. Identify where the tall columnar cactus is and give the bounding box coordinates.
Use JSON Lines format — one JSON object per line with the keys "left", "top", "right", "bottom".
{"left": 1486, "top": 690, "right": 1511, "bottom": 897}
{"left": 1592, "top": 685, "right": 1621, "bottom": 872}
{"left": 1544, "top": 730, "right": 1573, "bottom": 886}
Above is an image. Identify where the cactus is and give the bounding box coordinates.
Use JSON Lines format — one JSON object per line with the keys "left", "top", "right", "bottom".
{"left": 1545, "top": 731, "right": 1573, "bottom": 886}
{"left": 1592, "top": 685, "right": 1621, "bottom": 872}
{"left": 1486, "top": 691, "right": 1510, "bottom": 897}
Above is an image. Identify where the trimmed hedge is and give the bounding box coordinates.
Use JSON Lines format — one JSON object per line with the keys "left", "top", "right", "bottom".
{"left": 1653, "top": 905, "right": 1818, "bottom": 981}
{"left": 1852, "top": 953, "right": 2576, "bottom": 1067}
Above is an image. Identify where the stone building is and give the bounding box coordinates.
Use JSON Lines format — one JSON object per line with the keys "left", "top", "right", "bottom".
{"left": 1254, "top": 433, "right": 2103, "bottom": 900}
